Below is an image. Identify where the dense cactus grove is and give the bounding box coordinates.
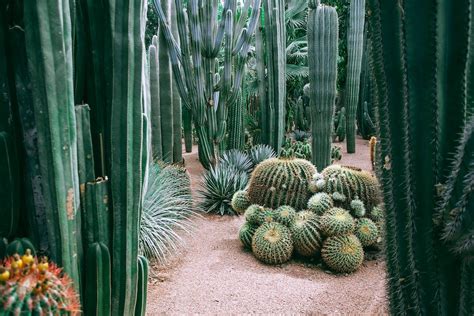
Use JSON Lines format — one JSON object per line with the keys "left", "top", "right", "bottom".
{"left": 0, "top": 0, "right": 472, "bottom": 314}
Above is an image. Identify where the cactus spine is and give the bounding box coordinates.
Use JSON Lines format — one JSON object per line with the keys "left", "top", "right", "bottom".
{"left": 263, "top": 0, "right": 286, "bottom": 152}
{"left": 308, "top": 3, "right": 339, "bottom": 170}
{"left": 23, "top": 0, "right": 82, "bottom": 291}
{"left": 344, "top": 0, "right": 365, "bottom": 153}
{"left": 85, "top": 242, "right": 111, "bottom": 316}
{"left": 152, "top": 0, "right": 261, "bottom": 168}
{"left": 368, "top": 0, "right": 473, "bottom": 313}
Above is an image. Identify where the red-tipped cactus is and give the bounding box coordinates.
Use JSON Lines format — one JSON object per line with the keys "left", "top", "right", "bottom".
{"left": 0, "top": 250, "right": 80, "bottom": 315}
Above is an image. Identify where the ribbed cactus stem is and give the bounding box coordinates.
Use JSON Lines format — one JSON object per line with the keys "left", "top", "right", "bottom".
{"left": 344, "top": 0, "right": 365, "bottom": 153}
{"left": 149, "top": 42, "right": 163, "bottom": 160}
{"left": 0, "top": 133, "right": 19, "bottom": 238}
{"left": 171, "top": 0, "right": 182, "bottom": 163}
{"left": 23, "top": 0, "right": 82, "bottom": 291}
{"left": 110, "top": 0, "right": 145, "bottom": 313}
{"left": 84, "top": 242, "right": 111, "bottom": 316}
{"left": 308, "top": 4, "right": 339, "bottom": 170}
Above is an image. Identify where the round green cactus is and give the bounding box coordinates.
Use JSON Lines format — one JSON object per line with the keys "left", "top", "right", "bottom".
{"left": 322, "top": 165, "right": 381, "bottom": 210}
{"left": 247, "top": 158, "right": 317, "bottom": 210}
{"left": 239, "top": 222, "right": 258, "bottom": 249}
{"left": 252, "top": 222, "right": 294, "bottom": 265}
{"left": 369, "top": 204, "right": 384, "bottom": 223}
{"left": 275, "top": 206, "right": 297, "bottom": 226}
{"left": 321, "top": 234, "right": 364, "bottom": 273}
{"left": 231, "top": 190, "right": 251, "bottom": 214}
{"left": 350, "top": 198, "right": 366, "bottom": 217}
{"left": 319, "top": 208, "right": 355, "bottom": 237}
{"left": 257, "top": 208, "right": 278, "bottom": 225}
{"left": 244, "top": 204, "right": 266, "bottom": 225}
{"left": 355, "top": 218, "right": 379, "bottom": 247}
{"left": 307, "top": 192, "right": 334, "bottom": 215}
{"left": 290, "top": 211, "right": 323, "bottom": 257}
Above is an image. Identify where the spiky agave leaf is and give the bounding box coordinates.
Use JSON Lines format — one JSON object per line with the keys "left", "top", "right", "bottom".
{"left": 218, "top": 149, "right": 253, "bottom": 174}
{"left": 248, "top": 144, "right": 277, "bottom": 167}
{"left": 199, "top": 164, "right": 249, "bottom": 215}
{"left": 140, "top": 163, "right": 199, "bottom": 264}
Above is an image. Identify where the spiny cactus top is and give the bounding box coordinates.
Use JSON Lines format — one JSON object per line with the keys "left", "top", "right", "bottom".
{"left": 247, "top": 158, "right": 317, "bottom": 210}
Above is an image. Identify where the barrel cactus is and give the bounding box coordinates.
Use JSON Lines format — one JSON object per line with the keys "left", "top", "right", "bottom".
{"left": 239, "top": 222, "right": 258, "bottom": 249}
{"left": 275, "top": 206, "right": 297, "bottom": 227}
{"left": 244, "top": 205, "right": 266, "bottom": 226}
{"left": 307, "top": 192, "right": 334, "bottom": 215}
{"left": 0, "top": 253, "right": 80, "bottom": 314}
{"left": 252, "top": 223, "right": 294, "bottom": 265}
{"left": 290, "top": 211, "right": 323, "bottom": 257}
{"left": 350, "top": 198, "right": 366, "bottom": 217}
{"left": 247, "top": 158, "right": 317, "bottom": 210}
{"left": 319, "top": 208, "right": 355, "bottom": 237}
{"left": 321, "top": 234, "right": 364, "bottom": 273}
{"left": 231, "top": 190, "right": 251, "bottom": 214}
{"left": 322, "top": 165, "right": 381, "bottom": 210}
{"left": 354, "top": 218, "right": 379, "bottom": 247}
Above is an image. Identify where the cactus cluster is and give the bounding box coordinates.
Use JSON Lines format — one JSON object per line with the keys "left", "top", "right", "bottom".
{"left": 0, "top": 251, "right": 80, "bottom": 314}
{"left": 247, "top": 158, "right": 317, "bottom": 210}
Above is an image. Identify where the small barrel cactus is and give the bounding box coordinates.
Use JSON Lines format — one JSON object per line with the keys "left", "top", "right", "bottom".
{"left": 244, "top": 204, "right": 266, "bottom": 225}
{"left": 322, "top": 165, "right": 381, "bottom": 210}
{"left": 350, "top": 198, "right": 366, "bottom": 217}
{"left": 369, "top": 204, "right": 384, "bottom": 224}
{"left": 290, "top": 211, "right": 323, "bottom": 257}
{"left": 322, "top": 234, "right": 364, "bottom": 273}
{"left": 319, "top": 208, "right": 355, "bottom": 237}
{"left": 239, "top": 222, "right": 258, "bottom": 249}
{"left": 0, "top": 251, "right": 80, "bottom": 314}
{"left": 247, "top": 158, "right": 317, "bottom": 210}
{"left": 275, "top": 206, "right": 297, "bottom": 227}
{"left": 355, "top": 218, "right": 379, "bottom": 247}
{"left": 307, "top": 192, "right": 334, "bottom": 215}
{"left": 231, "top": 190, "right": 251, "bottom": 214}
{"left": 252, "top": 223, "right": 294, "bottom": 265}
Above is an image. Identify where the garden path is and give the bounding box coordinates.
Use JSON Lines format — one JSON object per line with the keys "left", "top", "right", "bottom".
{"left": 146, "top": 137, "right": 387, "bottom": 315}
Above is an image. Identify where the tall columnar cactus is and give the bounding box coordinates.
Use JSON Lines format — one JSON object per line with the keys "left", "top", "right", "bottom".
{"left": 0, "top": 133, "right": 19, "bottom": 239}
{"left": 84, "top": 242, "right": 111, "bottom": 316}
{"left": 75, "top": 105, "right": 96, "bottom": 192}
{"left": 183, "top": 108, "right": 193, "bottom": 153}
{"left": 135, "top": 255, "right": 149, "bottom": 316}
{"left": 255, "top": 23, "right": 268, "bottom": 144}
{"left": 344, "top": 0, "right": 365, "bottom": 153}
{"left": 152, "top": 0, "right": 261, "bottom": 168}
{"left": 84, "top": 179, "right": 111, "bottom": 249}
{"left": 368, "top": 0, "right": 473, "bottom": 314}
{"left": 23, "top": 0, "right": 82, "bottom": 291}
{"left": 308, "top": 3, "right": 339, "bottom": 170}
{"left": 149, "top": 39, "right": 163, "bottom": 160}
{"left": 171, "top": 1, "right": 183, "bottom": 163}
{"left": 158, "top": 0, "right": 174, "bottom": 163}
{"left": 263, "top": 0, "right": 286, "bottom": 152}
{"left": 109, "top": 0, "right": 146, "bottom": 314}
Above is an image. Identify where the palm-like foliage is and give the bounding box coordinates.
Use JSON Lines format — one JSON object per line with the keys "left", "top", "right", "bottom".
{"left": 140, "top": 163, "right": 199, "bottom": 263}
{"left": 199, "top": 164, "right": 249, "bottom": 215}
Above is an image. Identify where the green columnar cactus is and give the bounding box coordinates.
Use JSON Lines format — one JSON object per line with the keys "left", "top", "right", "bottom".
{"left": 344, "top": 0, "right": 365, "bottom": 153}
{"left": 290, "top": 211, "right": 322, "bottom": 257}
{"left": 135, "top": 255, "right": 149, "bottom": 316}
{"left": 247, "top": 158, "right": 317, "bottom": 210}
{"left": 252, "top": 222, "right": 294, "bottom": 265}
{"left": 152, "top": 0, "right": 261, "bottom": 168}
{"left": 23, "top": 0, "right": 81, "bottom": 291}
{"left": 84, "top": 242, "right": 111, "bottom": 316}
{"left": 170, "top": 1, "right": 183, "bottom": 163}
{"left": 183, "top": 108, "right": 193, "bottom": 153}
{"left": 149, "top": 41, "right": 163, "bottom": 160}
{"left": 109, "top": 0, "right": 146, "bottom": 313}
{"left": 321, "top": 234, "right": 364, "bottom": 273}
{"left": 84, "top": 179, "right": 111, "bottom": 249}
{"left": 158, "top": 0, "right": 174, "bottom": 163}
{"left": 308, "top": 3, "right": 339, "bottom": 170}
{"left": 335, "top": 107, "right": 346, "bottom": 142}
{"left": 0, "top": 133, "right": 19, "bottom": 238}
{"left": 255, "top": 24, "right": 268, "bottom": 145}
{"left": 263, "top": 0, "right": 286, "bottom": 152}
{"left": 75, "top": 105, "right": 96, "bottom": 187}
{"left": 367, "top": 0, "right": 473, "bottom": 313}
{"left": 322, "top": 165, "right": 381, "bottom": 210}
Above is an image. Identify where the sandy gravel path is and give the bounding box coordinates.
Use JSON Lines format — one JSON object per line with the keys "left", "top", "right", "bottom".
{"left": 146, "top": 138, "right": 388, "bottom": 315}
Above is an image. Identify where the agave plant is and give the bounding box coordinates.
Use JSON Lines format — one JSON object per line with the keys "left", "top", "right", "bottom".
{"left": 248, "top": 144, "right": 277, "bottom": 168}
{"left": 218, "top": 149, "right": 253, "bottom": 174}
{"left": 199, "top": 164, "right": 248, "bottom": 215}
{"left": 140, "top": 163, "right": 198, "bottom": 263}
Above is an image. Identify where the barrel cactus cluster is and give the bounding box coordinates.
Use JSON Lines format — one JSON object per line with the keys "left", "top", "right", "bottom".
{"left": 235, "top": 158, "right": 384, "bottom": 274}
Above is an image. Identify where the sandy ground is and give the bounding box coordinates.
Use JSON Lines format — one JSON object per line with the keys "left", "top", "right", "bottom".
{"left": 146, "top": 137, "right": 388, "bottom": 315}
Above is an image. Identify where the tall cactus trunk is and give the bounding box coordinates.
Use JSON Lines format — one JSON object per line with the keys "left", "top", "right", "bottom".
{"left": 109, "top": 0, "right": 145, "bottom": 313}
{"left": 23, "top": 0, "right": 82, "bottom": 291}
{"left": 263, "top": 0, "right": 286, "bottom": 152}
{"left": 308, "top": 3, "right": 339, "bottom": 170}
{"left": 344, "top": 0, "right": 365, "bottom": 153}
{"left": 149, "top": 41, "right": 163, "bottom": 160}
{"left": 368, "top": 0, "right": 474, "bottom": 314}
{"left": 158, "top": 0, "right": 174, "bottom": 163}
{"left": 183, "top": 108, "right": 193, "bottom": 153}
{"left": 255, "top": 22, "right": 268, "bottom": 145}
{"left": 171, "top": 1, "right": 183, "bottom": 163}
